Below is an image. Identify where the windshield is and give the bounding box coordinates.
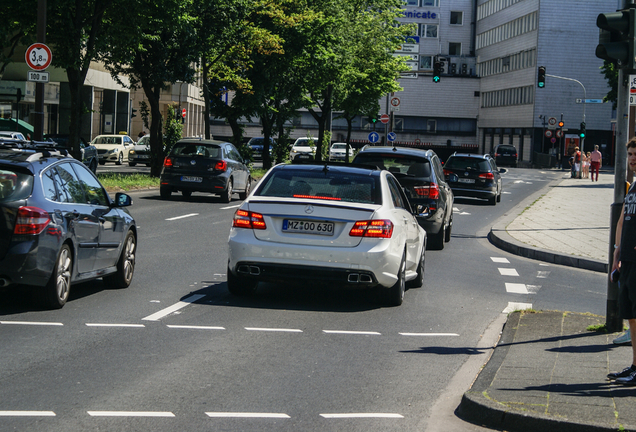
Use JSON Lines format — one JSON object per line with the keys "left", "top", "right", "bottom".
{"left": 294, "top": 139, "right": 316, "bottom": 147}
{"left": 93, "top": 136, "right": 122, "bottom": 145}
{"left": 332, "top": 144, "right": 346, "bottom": 150}
{"left": 354, "top": 154, "right": 432, "bottom": 178}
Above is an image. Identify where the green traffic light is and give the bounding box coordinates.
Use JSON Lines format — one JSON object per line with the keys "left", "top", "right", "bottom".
{"left": 538, "top": 82, "right": 544, "bottom": 88}
{"left": 433, "top": 76, "right": 440, "bottom": 83}
{"left": 579, "top": 133, "right": 585, "bottom": 138}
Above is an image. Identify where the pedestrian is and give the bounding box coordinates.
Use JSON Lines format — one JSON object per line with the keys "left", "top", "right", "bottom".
{"left": 590, "top": 145, "right": 602, "bottom": 182}
{"left": 583, "top": 152, "right": 591, "bottom": 179}
{"left": 137, "top": 131, "right": 146, "bottom": 140}
{"left": 573, "top": 146, "right": 582, "bottom": 178}
{"left": 568, "top": 155, "right": 575, "bottom": 178}
{"left": 608, "top": 137, "right": 636, "bottom": 385}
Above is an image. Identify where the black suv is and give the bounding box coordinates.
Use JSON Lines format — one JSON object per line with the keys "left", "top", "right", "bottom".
{"left": 443, "top": 153, "right": 503, "bottom": 205}
{"left": 492, "top": 144, "right": 518, "bottom": 167}
{"left": 352, "top": 146, "right": 453, "bottom": 250}
{"left": 160, "top": 138, "right": 251, "bottom": 202}
{"left": 0, "top": 140, "right": 137, "bottom": 309}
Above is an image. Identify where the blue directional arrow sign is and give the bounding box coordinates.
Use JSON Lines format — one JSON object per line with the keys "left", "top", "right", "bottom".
{"left": 387, "top": 132, "right": 397, "bottom": 142}
{"left": 368, "top": 132, "right": 380, "bottom": 143}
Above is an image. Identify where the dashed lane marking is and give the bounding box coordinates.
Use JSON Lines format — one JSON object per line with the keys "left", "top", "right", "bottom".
{"left": 87, "top": 411, "right": 175, "bottom": 417}
{"left": 206, "top": 412, "right": 290, "bottom": 418}
{"left": 505, "top": 283, "right": 528, "bottom": 294}
{"left": 502, "top": 302, "right": 533, "bottom": 313}
{"left": 167, "top": 325, "right": 225, "bottom": 330}
{"left": 220, "top": 204, "right": 241, "bottom": 210}
{"left": 320, "top": 413, "right": 404, "bottom": 419}
{"left": 0, "top": 321, "right": 63, "bottom": 326}
{"left": 85, "top": 323, "right": 145, "bottom": 328}
{"left": 323, "top": 330, "right": 381, "bottom": 335}
{"left": 490, "top": 257, "right": 510, "bottom": 263}
{"left": 399, "top": 332, "right": 459, "bottom": 337}
{"left": 165, "top": 213, "right": 199, "bottom": 221}
{"left": 0, "top": 411, "right": 56, "bottom": 416}
{"left": 498, "top": 268, "right": 519, "bottom": 276}
{"left": 142, "top": 294, "right": 206, "bottom": 321}
{"left": 245, "top": 327, "right": 303, "bottom": 333}
{"left": 537, "top": 271, "right": 550, "bottom": 278}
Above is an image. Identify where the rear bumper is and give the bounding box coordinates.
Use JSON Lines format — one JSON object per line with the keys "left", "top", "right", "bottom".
{"left": 160, "top": 173, "right": 228, "bottom": 193}
{"left": 0, "top": 239, "right": 55, "bottom": 287}
{"left": 451, "top": 186, "right": 496, "bottom": 199}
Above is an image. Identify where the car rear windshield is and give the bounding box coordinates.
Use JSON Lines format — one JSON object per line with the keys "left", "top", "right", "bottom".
{"left": 294, "top": 139, "right": 316, "bottom": 147}
{"left": 445, "top": 157, "right": 491, "bottom": 172}
{"left": 354, "top": 154, "right": 432, "bottom": 178}
{"left": 256, "top": 170, "right": 379, "bottom": 204}
{"left": 497, "top": 146, "right": 517, "bottom": 153}
{"left": 172, "top": 143, "right": 221, "bottom": 158}
{"left": 0, "top": 168, "right": 33, "bottom": 201}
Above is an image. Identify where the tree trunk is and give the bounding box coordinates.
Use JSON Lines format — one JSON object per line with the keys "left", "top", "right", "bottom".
{"left": 142, "top": 82, "right": 164, "bottom": 177}
{"left": 203, "top": 60, "right": 211, "bottom": 139}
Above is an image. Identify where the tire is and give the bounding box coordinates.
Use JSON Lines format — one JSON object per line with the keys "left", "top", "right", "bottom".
{"left": 407, "top": 248, "right": 425, "bottom": 288}
{"left": 496, "top": 190, "right": 502, "bottom": 202}
{"left": 160, "top": 186, "right": 172, "bottom": 200}
{"left": 103, "top": 231, "right": 136, "bottom": 289}
{"left": 44, "top": 244, "right": 72, "bottom": 309}
{"left": 221, "top": 179, "right": 233, "bottom": 203}
{"left": 428, "top": 224, "right": 445, "bottom": 250}
{"left": 116, "top": 152, "right": 123, "bottom": 165}
{"left": 182, "top": 190, "right": 192, "bottom": 198}
{"left": 89, "top": 159, "right": 98, "bottom": 174}
{"left": 444, "top": 212, "right": 453, "bottom": 243}
{"left": 239, "top": 178, "right": 251, "bottom": 200}
{"left": 488, "top": 195, "right": 496, "bottom": 205}
{"left": 129, "top": 162, "right": 137, "bottom": 167}
{"left": 99, "top": 160, "right": 106, "bottom": 165}
{"left": 384, "top": 253, "right": 405, "bottom": 306}
{"left": 227, "top": 266, "right": 258, "bottom": 296}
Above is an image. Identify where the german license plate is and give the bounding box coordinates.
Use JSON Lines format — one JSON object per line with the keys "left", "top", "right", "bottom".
{"left": 138, "top": 155, "right": 149, "bottom": 159}
{"left": 283, "top": 219, "right": 334, "bottom": 235}
{"left": 458, "top": 178, "right": 475, "bottom": 184}
{"left": 181, "top": 176, "right": 202, "bottom": 182}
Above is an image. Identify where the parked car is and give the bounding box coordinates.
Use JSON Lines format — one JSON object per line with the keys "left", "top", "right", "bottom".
{"left": 352, "top": 146, "right": 454, "bottom": 250}
{"left": 159, "top": 138, "right": 251, "bottom": 202}
{"left": 44, "top": 134, "right": 99, "bottom": 173}
{"left": 289, "top": 137, "right": 317, "bottom": 162}
{"left": 328, "top": 142, "right": 354, "bottom": 162}
{"left": 128, "top": 135, "right": 151, "bottom": 166}
{"left": 227, "top": 163, "right": 427, "bottom": 306}
{"left": 443, "top": 153, "right": 503, "bottom": 205}
{"left": 0, "top": 131, "right": 26, "bottom": 141}
{"left": 492, "top": 144, "right": 518, "bottom": 167}
{"left": 92, "top": 134, "right": 135, "bottom": 165}
{"left": 247, "top": 137, "right": 274, "bottom": 160}
{"left": 0, "top": 142, "right": 137, "bottom": 309}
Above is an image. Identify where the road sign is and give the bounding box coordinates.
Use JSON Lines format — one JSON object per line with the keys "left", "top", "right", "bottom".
{"left": 25, "top": 43, "right": 52, "bottom": 71}
{"left": 368, "top": 132, "right": 380, "bottom": 143}
{"left": 551, "top": 137, "right": 556, "bottom": 144}
{"left": 630, "top": 75, "right": 636, "bottom": 105}
{"left": 545, "top": 130, "right": 553, "bottom": 138}
{"left": 182, "top": 108, "right": 186, "bottom": 118}
{"left": 27, "top": 71, "right": 49, "bottom": 83}
{"left": 387, "top": 132, "right": 397, "bottom": 142}
{"left": 380, "top": 114, "right": 390, "bottom": 124}
{"left": 390, "top": 97, "right": 400, "bottom": 107}
{"left": 556, "top": 129, "right": 563, "bottom": 138}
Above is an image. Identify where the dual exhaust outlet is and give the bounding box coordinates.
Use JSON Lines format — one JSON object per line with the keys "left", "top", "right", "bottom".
{"left": 236, "top": 265, "right": 372, "bottom": 284}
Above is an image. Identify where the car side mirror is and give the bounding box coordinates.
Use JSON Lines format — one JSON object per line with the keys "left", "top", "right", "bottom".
{"left": 448, "top": 173, "right": 458, "bottom": 183}
{"left": 114, "top": 192, "right": 133, "bottom": 207}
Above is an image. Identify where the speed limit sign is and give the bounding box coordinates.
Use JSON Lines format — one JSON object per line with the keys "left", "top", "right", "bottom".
{"left": 25, "top": 43, "right": 52, "bottom": 71}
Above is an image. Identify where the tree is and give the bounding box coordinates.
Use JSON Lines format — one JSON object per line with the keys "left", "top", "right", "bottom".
{"left": 601, "top": 60, "right": 618, "bottom": 110}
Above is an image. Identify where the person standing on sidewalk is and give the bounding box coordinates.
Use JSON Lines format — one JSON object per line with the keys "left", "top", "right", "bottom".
{"left": 608, "top": 137, "right": 636, "bottom": 385}
{"left": 573, "top": 147, "right": 582, "bottom": 178}
{"left": 590, "top": 145, "right": 602, "bottom": 182}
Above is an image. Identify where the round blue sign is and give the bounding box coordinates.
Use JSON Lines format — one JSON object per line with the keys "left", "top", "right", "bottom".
{"left": 387, "top": 132, "right": 397, "bottom": 142}
{"left": 368, "top": 132, "right": 380, "bottom": 143}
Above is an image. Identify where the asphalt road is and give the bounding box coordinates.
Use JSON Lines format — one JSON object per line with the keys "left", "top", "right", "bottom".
{"left": 0, "top": 167, "right": 607, "bottom": 431}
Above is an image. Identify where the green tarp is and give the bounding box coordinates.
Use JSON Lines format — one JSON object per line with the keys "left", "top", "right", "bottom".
{"left": 0, "top": 118, "right": 34, "bottom": 136}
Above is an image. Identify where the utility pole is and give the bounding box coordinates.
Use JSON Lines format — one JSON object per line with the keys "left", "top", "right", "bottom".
{"left": 34, "top": 0, "right": 46, "bottom": 141}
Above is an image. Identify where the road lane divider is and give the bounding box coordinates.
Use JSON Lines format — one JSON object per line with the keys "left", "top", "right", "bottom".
{"left": 0, "top": 411, "right": 56, "bottom": 416}
{"left": 245, "top": 327, "right": 303, "bottom": 333}
{"left": 323, "top": 330, "right": 381, "bottom": 335}
{"left": 165, "top": 213, "right": 199, "bottom": 221}
{"left": 205, "top": 412, "right": 290, "bottom": 418}
{"left": 142, "top": 294, "right": 206, "bottom": 321}
{"left": 87, "top": 411, "right": 175, "bottom": 417}
{"left": 0, "top": 321, "right": 63, "bottom": 326}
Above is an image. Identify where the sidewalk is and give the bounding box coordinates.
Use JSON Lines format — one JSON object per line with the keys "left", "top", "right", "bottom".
{"left": 458, "top": 169, "right": 636, "bottom": 432}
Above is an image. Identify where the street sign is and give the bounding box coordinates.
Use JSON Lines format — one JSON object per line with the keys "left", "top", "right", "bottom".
{"left": 551, "top": 137, "right": 556, "bottom": 144}
{"left": 556, "top": 129, "right": 563, "bottom": 138}
{"left": 630, "top": 75, "right": 636, "bottom": 105}
{"left": 399, "top": 73, "right": 417, "bottom": 79}
{"left": 387, "top": 132, "right": 397, "bottom": 142}
{"left": 380, "top": 114, "right": 390, "bottom": 124}
{"left": 547, "top": 117, "right": 557, "bottom": 130}
{"left": 27, "top": 71, "right": 49, "bottom": 83}
{"left": 368, "top": 132, "right": 380, "bottom": 143}
{"left": 545, "top": 130, "right": 553, "bottom": 138}
{"left": 25, "top": 43, "right": 52, "bottom": 71}
{"left": 390, "top": 97, "right": 400, "bottom": 107}
{"left": 396, "top": 43, "right": 419, "bottom": 53}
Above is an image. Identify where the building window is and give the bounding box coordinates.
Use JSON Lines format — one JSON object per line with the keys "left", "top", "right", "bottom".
{"left": 427, "top": 119, "right": 437, "bottom": 133}
{"left": 420, "top": 55, "right": 433, "bottom": 70}
{"left": 404, "top": 0, "right": 420, "bottom": 5}
{"left": 420, "top": 24, "right": 438, "bottom": 38}
{"left": 449, "top": 42, "right": 461, "bottom": 56}
{"left": 422, "top": 0, "right": 439, "bottom": 6}
{"left": 450, "top": 11, "right": 463, "bottom": 25}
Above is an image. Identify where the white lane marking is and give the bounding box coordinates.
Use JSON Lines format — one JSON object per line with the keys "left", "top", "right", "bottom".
{"left": 0, "top": 321, "right": 63, "bottom": 326}
{"left": 320, "top": 413, "right": 404, "bottom": 419}
{"left": 498, "top": 268, "right": 519, "bottom": 276}
{"left": 206, "top": 412, "right": 290, "bottom": 418}
{"left": 539, "top": 263, "right": 550, "bottom": 266}
{"left": 167, "top": 325, "right": 225, "bottom": 330}
{"left": 165, "top": 213, "right": 199, "bottom": 221}
{"left": 85, "top": 323, "right": 145, "bottom": 328}
{"left": 526, "top": 285, "right": 541, "bottom": 294}
{"left": 537, "top": 271, "right": 550, "bottom": 278}
{"left": 0, "top": 411, "right": 56, "bottom": 416}
{"left": 323, "top": 330, "right": 381, "bottom": 335}
{"left": 502, "top": 191, "right": 512, "bottom": 194}
{"left": 513, "top": 180, "right": 525, "bottom": 183}
{"left": 502, "top": 302, "right": 533, "bottom": 313}
{"left": 87, "top": 411, "right": 175, "bottom": 417}
{"left": 220, "top": 204, "right": 241, "bottom": 210}
{"left": 505, "top": 283, "right": 529, "bottom": 294}
{"left": 245, "top": 327, "right": 303, "bottom": 333}
{"left": 142, "top": 294, "right": 206, "bottom": 321}
{"left": 399, "top": 332, "right": 459, "bottom": 337}
{"left": 490, "top": 257, "right": 510, "bottom": 263}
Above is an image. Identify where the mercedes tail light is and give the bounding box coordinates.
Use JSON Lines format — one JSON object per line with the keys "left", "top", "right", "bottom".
{"left": 413, "top": 184, "right": 439, "bottom": 199}
{"left": 14, "top": 206, "right": 51, "bottom": 235}
{"left": 232, "top": 209, "right": 266, "bottom": 230}
{"left": 349, "top": 219, "right": 393, "bottom": 238}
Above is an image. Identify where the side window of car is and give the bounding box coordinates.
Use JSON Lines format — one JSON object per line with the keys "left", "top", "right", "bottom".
{"left": 387, "top": 176, "right": 407, "bottom": 210}
{"left": 71, "top": 162, "right": 109, "bottom": 206}
{"left": 54, "top": 163, "right": 86, "bottom": 203}
{"left": 41, "top": 169, "right": 59, "bottom": 202}
{"left": 431, "top": 156, "right": 444, "bottom": 181}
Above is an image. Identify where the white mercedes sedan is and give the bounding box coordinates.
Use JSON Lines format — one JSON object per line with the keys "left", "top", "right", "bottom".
{"left": 227, "top": 163, "right": 426, "bottom": 306}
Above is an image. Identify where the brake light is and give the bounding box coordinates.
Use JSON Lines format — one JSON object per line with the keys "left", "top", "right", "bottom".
{"left": 479, "top": 172, "right": 495, "bottom": 180}
{"left": 443, "top": 169, "right": 451, "bottom": 176}
{"left": 495, "top": 153, "right": 501, "bottom": 157}
{"left": 292, "top": 194, "right": 341, "bottom": 201}
{"left": 215, "top": 160, "right": 227, "bottom": 172}
{"left": 232, "top": 209, "right": 266, "bottom": 230}
{"left": 349, "top": 219, "right": 393, "bottom": 238}
{"left": 413, "top": 184, "right": 439, "bottom": 199}
{"left": 14, "top": 206, "right": 51, "bottom": 235}
{"left": 163, "top": 157, "right": 173, "bottom": 167}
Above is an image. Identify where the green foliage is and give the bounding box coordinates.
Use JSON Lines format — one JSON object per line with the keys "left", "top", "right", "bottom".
{"left": 138, "top": 101, "right": 151, "bottom": 131}
{"left": 601, "top": 61, "right": 618, "bottom": 110}
{"left": 97, "top": 173, "right": 160, "bottom": 191}
{"left": 164, "top": 105, "right": 183, "bottom": 154}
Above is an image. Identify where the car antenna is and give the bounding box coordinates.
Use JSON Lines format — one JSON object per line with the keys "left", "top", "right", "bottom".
{"left": 392, "top": 144, "right": 397, "bottom": 152}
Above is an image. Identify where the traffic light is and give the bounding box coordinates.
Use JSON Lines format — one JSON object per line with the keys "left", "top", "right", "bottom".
{"left": 579, "top": 122, "right": 586, "bottom": 138}
{"left": 558, "top": 120, "right": 564, "bottom": 128}
{"left": 131, "top": 108, "right": 137, "bottom": 119}
{"left": 596, "top": 9, "right": 636, "bottom": 70}
{"left": 433, "top": 61, "right": 442, "bottom": 83}
{"left": 537, "top": 66, "right": 546, "bottom": 88}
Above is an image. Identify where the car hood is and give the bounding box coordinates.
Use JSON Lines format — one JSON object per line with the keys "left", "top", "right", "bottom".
{"left": 93, "top": 143, "right": 123, "bottom": 149}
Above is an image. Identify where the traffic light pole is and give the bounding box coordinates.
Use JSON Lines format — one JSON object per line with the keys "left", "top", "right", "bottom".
{"left": 546, "top": 74, "right": 586, "bottom": 156}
